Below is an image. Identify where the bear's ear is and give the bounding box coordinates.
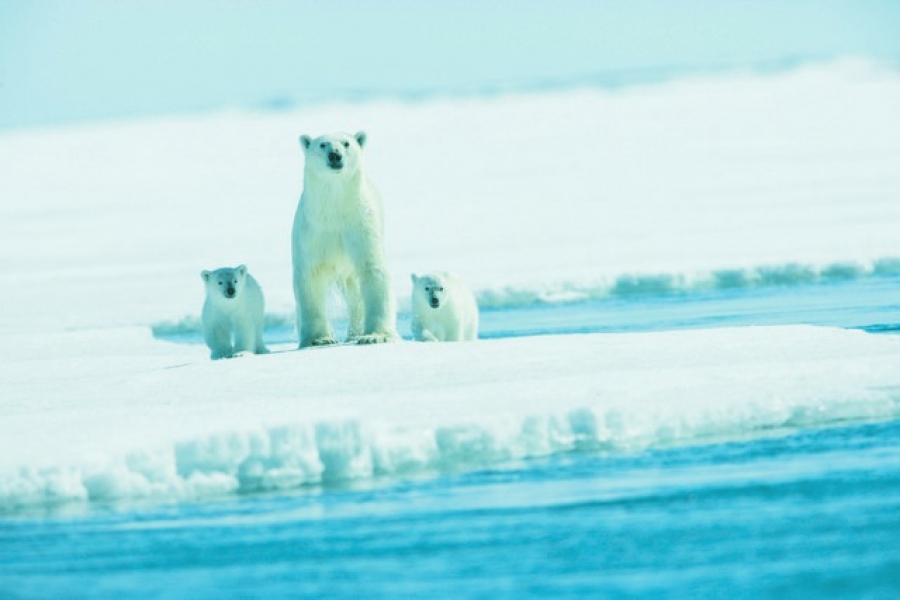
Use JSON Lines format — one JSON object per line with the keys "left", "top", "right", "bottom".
{"left": 236, "top": 264, "right": 247, "bottom": 277}
{"left": 201, "top": 270, "right": 211, "bottom": 282}
{"left": 299, "top": 135, "right": 312, "bottom": 151}
{"left": 354, "top": 131, "right": 367, "bottom": 149}
{"left": 410, "top": 273, "right": 418, "bottom": 284}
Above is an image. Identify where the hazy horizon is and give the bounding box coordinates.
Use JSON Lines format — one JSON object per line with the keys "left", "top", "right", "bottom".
{"left": 2, "top": 0, "right": 900, "bottom": 131}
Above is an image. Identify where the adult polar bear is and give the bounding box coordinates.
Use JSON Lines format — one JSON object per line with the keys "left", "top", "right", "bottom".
{"left": 291, "top": 131, "right": 399, "bottom": 347}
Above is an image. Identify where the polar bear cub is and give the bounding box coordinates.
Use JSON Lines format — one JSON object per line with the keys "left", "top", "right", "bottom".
{"left": 201, "top": 265, "right": 268, "bottom": 360}
{"left": 410, "top": 272, "right": 479, "bottom": 342}
{"left": 291, "top": 131, "right": 399, "bottom": 348}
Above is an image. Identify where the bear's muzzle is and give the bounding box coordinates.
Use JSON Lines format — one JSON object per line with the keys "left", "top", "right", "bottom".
{"left": 327, "top": 150, "right": 344, "bottom": 170}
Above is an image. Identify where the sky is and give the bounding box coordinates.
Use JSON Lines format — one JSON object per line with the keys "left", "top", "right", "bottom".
{"left": 1, "top": 0, "right": 900, "bottom": 131}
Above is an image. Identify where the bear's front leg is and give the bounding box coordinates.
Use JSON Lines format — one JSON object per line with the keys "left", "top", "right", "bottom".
{"left": 204, "top": 322, "right": 234, "bottom": 360}
{"left": 295, "top": 270, "right": 338, "bottom": 348}
{"left": 357, "top": 264, "right": 399, "bottom": 345}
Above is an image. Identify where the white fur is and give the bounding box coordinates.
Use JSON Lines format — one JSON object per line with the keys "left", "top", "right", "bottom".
{"left": 291, "top": 131, "right": 399, "bottom": 348}
{"left": 410, "top": 272, "right": 479, "bottom": 342}
{"left": 201, "top": 265, "right": 268, "bottom": 360}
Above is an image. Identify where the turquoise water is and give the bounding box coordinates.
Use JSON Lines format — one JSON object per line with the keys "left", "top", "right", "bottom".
{"left": 3, "top": 277, "right": 900, "bottom": 598}
{"left": 3, "top": 420, "right": 900, "bottom": 598}
{"left": 2, "top": 414, "right": 898, "bottom": 598}
{"left": 162, "top": 273, "right": 900, "bottom": 346}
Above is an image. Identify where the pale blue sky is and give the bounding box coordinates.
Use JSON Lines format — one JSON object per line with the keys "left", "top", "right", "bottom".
{"left": 1, "top": 0, "right": 899, "bottom": 130}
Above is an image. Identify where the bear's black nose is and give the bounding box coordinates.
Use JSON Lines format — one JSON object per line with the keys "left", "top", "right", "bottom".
{"left": 328, "top": 151, "right": 342, "bottom": 163}
{"left": 225, "top": 286, "right": 236, "bottom": 297}
{"left": 430, "top": 298, "right": 440, "bottom": 308}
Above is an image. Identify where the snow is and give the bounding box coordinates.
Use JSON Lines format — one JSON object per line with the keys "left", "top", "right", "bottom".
{"left": 3, "top": 326, "right": 900, "bottom": 510}
{"left": 2, "top": 60, "right": 900, "bottom": 511}
{"left": 2, "top": 59, "right": 900, "bottom": 334}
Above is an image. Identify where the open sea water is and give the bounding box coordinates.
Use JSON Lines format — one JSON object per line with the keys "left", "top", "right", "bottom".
{"left": 2, "top": 276, "right": 899, "bottom": 598}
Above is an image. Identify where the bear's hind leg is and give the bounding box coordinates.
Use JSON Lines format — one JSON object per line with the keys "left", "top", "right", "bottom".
{"left": 234, "top": 322, "right": 267, "bottom": 356}
{"left": 341, "top": 274, "right": 364, "bottom": 343}
{"left": 253, "top": 309, "right": 269, "bottom": 354}
{"left": 255, "top": 331, "right": 270, "bottom": 354}
{"left": 463, "top": 319, "right": 478, "bottom": 341}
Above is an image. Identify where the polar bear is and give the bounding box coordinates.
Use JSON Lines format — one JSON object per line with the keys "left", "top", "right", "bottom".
{"left": 410, "top": 272, "right": 479, "bottom": 342}
{"left": 291, "top": 131, "right": 399, "bottom": 348}
{"left": 201, "top": 265, "right": 268, "bottom": 360}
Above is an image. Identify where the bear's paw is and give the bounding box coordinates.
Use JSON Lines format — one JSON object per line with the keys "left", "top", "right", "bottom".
{"left": 356, "top": 332, "right": 398, "bottom": 345}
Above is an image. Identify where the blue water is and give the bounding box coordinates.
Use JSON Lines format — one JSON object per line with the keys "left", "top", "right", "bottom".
{"left": 475, "top": 274, "right": 900, "bottom": 339}
{"left": 2, "top": 422, "right": 898, "bottom": 598}
{"left": 161, "top": 273, "right": 900, "bottom": 346}
{"left": 4, "top": 277, "right": 900, "bottom": 598}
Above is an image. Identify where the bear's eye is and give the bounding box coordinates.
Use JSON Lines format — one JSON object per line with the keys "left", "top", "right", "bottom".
{"left": 438, "top": 287, "right": 444, "bottom": 292}
{"left": 218, "top": 281, "right": 223, "bottom": 285}
{"left": 319, "top": 142, "right": 326, "bottom": 149}
{"left": 342, "top": 141, "right": 349, "bottom": 148}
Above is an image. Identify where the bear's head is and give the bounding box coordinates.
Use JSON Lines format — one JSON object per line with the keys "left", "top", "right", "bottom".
{"left": 411, "top": 273, "right": 446, "bottom": 309}
{"left": 201, "top": 265, "right": 248, "bottom": 301}
{"left": 299, "top": 132, "right": 367, "bottom": 177}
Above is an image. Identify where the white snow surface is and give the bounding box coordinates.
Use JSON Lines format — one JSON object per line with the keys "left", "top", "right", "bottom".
{"left": 2, "top": 60, "right": 900, "bottom": 511}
